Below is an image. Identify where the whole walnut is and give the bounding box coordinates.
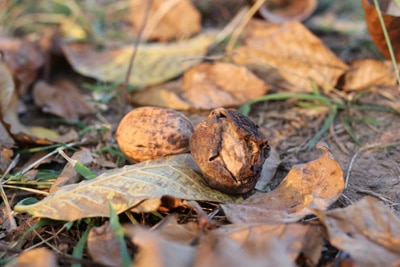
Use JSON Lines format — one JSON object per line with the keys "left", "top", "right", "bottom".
{"left": 116, "top": 106, "right": 194, "bottom": 162}
{"left": 190, "top": 108, "right": 270, "bottom": 194}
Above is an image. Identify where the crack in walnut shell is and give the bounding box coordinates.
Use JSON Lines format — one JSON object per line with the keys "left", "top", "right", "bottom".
{"left": 189, "top": 108, "right": 270, "bottom": 194}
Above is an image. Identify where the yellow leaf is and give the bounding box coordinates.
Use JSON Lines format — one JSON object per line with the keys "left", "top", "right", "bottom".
{"left": 62, "top": 33, "right": 214, "bottom": 86}
{"left": 14, "top": 154, "right": 241, "bottom": 221}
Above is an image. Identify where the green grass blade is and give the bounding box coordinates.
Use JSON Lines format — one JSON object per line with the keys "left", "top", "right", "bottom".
{"left": 239, "top": 93, "right": 336, "bottom": 115}
{"left": 72, "top": 223, "right": 93, "bottom": 267}
{"left": 308, "top": 105, "right": 338, "bottom": 150}
{"left": 108, "top": 202, "right": 133, "bottom": 267}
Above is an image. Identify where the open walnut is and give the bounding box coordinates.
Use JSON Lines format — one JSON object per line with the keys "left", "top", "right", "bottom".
{"left": 190, "top": 108, "right": 270, "bottom": 194}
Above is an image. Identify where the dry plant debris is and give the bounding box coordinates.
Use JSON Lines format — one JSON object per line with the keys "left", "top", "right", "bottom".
{"left": 1, "top": 0, "right": 400, "bottom": 266}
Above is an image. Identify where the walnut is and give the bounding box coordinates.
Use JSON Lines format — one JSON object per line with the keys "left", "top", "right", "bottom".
{"left": 116, "top": 106, "right": 194, "bottom": 162}
{"left": 189, "top": 108, "right": 270, "bottom": 194}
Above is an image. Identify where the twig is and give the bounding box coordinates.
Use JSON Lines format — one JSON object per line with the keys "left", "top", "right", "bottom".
{"left": 0, "top": 154, "right": 20, "bottom": 230}
{"left": 372, "top": 0, "right": 400, "bottom": 84}
{"left": 354, "top": 186, "right": 393, "bottom": 204}
{"left": 226, "top": 0, "right": 266, "bottom": 53}
{"left": 344, "top": 142, "right": 400, "bottom": 188}
{"left": 122, "top": 0, "right": 153, "bottom": 113}
{"left": 329, "top": 123, "right": 349, "bottom": 155}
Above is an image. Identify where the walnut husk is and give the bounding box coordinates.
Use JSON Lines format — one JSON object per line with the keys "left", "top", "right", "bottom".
{"left": 190, "top": 108, "right": 270, "bottom": 194}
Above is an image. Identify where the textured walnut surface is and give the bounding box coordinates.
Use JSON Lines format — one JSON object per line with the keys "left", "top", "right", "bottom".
{"left": 190, "top": 108, "right": 270, "bottom": 194}
{"left": 116, "top": 106, "right": 194, "bottom": 162}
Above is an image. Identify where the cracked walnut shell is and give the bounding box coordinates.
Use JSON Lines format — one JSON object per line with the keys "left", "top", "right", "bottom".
{"left": 189, "top": 108, "right": 270, "bottom": 194}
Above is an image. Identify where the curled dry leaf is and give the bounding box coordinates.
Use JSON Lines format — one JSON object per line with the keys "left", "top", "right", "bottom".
{"left": 315, "top": 196, "right": 400, "bottom": 266}
{"left": 130, "top": 62, "right": 270, "bottom": 110}
{"left": 258, "top": 0, "right": 317, "bottom": 23}
{"left": 127, "top": 225, "right": 196, "bottom": 267}
{"left": 194, "top": 233, "right": 295, "bottom": 267}
{"left": 339, "top": 59, "right": 398, "bottom": 91}
{"left": 129, "top": 0, "right": 201, "bottom": 42}
{"left": 87, "top": 222, "right": 123, "bottom": 267}
{"left": 0, "top": 61, "right": 60, "bottom": 144}
{"left": 221, "top": 143, "right": 344, "bottom": 223}
{"left": 232, "top": 19, "right": 348, "bottom": 93}
{"left": 363, "top": 0, "right": 400, "bottom": 61}
{"left": 0, "top": 37, "right": 44, "bottom": 96}
{"left": 181, "top": 62, "right": 270, "bottom": 109}
{"left": 5, "top": 247, "right": 58, "bottom": 267}
{"left": 14, "top": 154, "right": 241, "bottom": 221}
{"left": 62, "top": 33, "right": 213, "bottom": 87}
{"left": 49, "top": 149, "right": 94, "bottom": 193}
{"left": 215, "top": 223, "right": 322, "bottom": 266}
{"left": 33, "top": 80, "right": 93, "bottom": 120}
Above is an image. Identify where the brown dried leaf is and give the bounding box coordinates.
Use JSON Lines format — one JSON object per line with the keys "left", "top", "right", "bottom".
{"left": 14, "top": 154, "right": 241, "bottom": 221}
{"left": 33, "top": 80, "right": 93, "bottom": 120}
{"left": 5, "top": 247, "right": 58, "bottom": 267}
{"left": 232, "top": 19, "right": 348, "bottom": 93}
{"left": 181, "top": 62, "right": 270, "bottom": 109}
{"left": 87, "top": 222, "right": 123, "bottom": 267}
{"left": 194, "top": 233, "right": 295, "bottom": 267}
{"left": 221, "top": 143, "right": 344, "bottom": 223}
{"left": 259, "top": 0, "right": 317, "bottom": 23}
{"left": 340, "top": 59, "right": 398, "bottom": 91}
{"left": 0, "top": 61, "right": 60, "bottom": 144}
{"left": 126, "top": 224, "right": 196, "bottom": 267}
{"left": 0, "top": 37, "right": 44, "bottom": 96}
{"left": 363, "top": 0, "right": 400, "bottom": 61}
{"left": 129, "top": 0, "right": 201, "bottom": 42}
{"left": 130, "top": 80, "right": 193, "bottom": 110}
{"left": 62, "top": 33, "right": 213, "bottom": 87}
{"left": 315, "top": 196, "right": 400, "bottom": 266}
{"left": 49, "top": 149, "right": 94, "bottom": 193}
{"left": 130, "top": 62, "right": 270, "bottom": 110}
{"left": 214, "top": 223, "right": 322, "bottom": 265}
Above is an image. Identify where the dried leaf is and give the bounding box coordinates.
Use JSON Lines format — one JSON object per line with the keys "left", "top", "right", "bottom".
{"left": 130, "top": 80, "right": 193, "bottom": 110}
{"left": 127, "top": 225, "right": 196, "bottom": 267}
{"left": 14, "top": 154, "right": 241, "bottom": 221}
{"left": 221, "top": 143, "right": 344, "bottom": 223}
{"left": 232, "top": 19, "right": 348, "bottom": 93}
{"left": 0, "top": 37, "right": 44, "bottom": 96}
{"left": 62, "top": 33, "right": 213, "bottom": 87}
{"left": 5, "top": 247, "right": 58, "bottom": 267}
{"left": 33, "top": 80, "right": 93, "bottom": 120}
{"left": 363, "top": 0, "right": 400, "bottom": 61}
{"left": 87, "top": 222, "right": 123, "bottom": 267}
{"left": 49, "top": 149, "right": 94, "bottom": 193}
{"left": 194, "top": 233, "right": 295, "bottom": 267}
{"left": 129, "top": 0, "right": 201, "bottom": 42}
{"left": 215, "top": 223, "right": 322, "bottom": 266}
{"left": 181, "top": 62, "right": 270, "bottom": 109}
{"left": 131, "top": 62, "right": 270, "bottom": 110}
{"left": 259, "top": 0, "right": 317, "bottom": 23}
{"left": 0, "top": 61, "right": 60, "bottom": 144}
{"left": 315, "top": 196, "right": 400, "bottom": 266}
{"left": 340, "top": 59, "right": 398, "bottom": 91}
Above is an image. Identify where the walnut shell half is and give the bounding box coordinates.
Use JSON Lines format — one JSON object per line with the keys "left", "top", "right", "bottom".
{"left": 189, "top": 108, "right": 270, "bottom": 194}
{"left": 116, "top": 106, "right": 194, "bottom": 162}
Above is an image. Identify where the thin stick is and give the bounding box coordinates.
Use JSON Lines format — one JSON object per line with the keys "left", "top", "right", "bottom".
{"left": 122, "top": 0, "right": 153, "bottom": 113}
{"left": 344, "top": 142, "right": 400, "bottom": 188}
{"left": 226, "top": 0, "right": 266, "bottom": 53}
{"left": 0, "top": 154, "right": 20, "bottom": 230}
{"left": 372, "top": 0, "right": 400, "bottom": 84}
